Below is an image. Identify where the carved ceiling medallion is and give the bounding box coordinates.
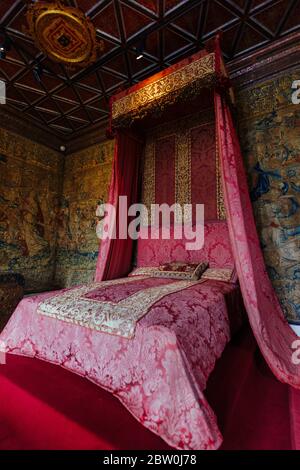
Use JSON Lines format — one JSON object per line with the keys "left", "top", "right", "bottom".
{"left": 26, "top": 1, "right": 103, "bottom": 68}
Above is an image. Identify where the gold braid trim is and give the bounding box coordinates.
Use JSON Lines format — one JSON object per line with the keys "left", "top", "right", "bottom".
{"left": 216, "top": 134, "right": 226, "bottom": 220}
{"left": 141, "top": 136, "right": 155, "bottom": 226}
{"left": 175, "top": 128, "right": 191, "bottom": 223}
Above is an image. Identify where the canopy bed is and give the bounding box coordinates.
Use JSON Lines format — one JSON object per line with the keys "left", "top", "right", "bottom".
{"left": 1, "top": 36, "right": 299, "bottom": 451}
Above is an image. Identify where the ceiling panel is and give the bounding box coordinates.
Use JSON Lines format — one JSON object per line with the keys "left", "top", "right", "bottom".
{"left": 93, "top": 2, "right": 121, "bottom": 40}
{"left": 121, "top": 3, "right": 155, "bottom": 38}
{"left": 138, "top": 0, "right": 159, "bottom": 14}
{"left": 0, "top": 0, "right": 299, "bottom": 138}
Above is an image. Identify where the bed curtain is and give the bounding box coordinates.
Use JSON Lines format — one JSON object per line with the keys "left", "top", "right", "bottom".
{"left": 215, "top": 91, "right": 300, "bottom": 388}
{"left": 95, "top": 130, "right": 143, "bottom": 281}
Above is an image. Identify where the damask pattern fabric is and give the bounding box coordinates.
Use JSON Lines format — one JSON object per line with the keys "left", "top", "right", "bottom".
{"left": 141, "top": 113, "right": 225, "bottom": 224}
{"left": 94, "top": 131, "right": 143, "bottom": 282}
{"left": 191, "top": 124, "right": 217, "bottom": 220}
{"left": 215, "top": 91, "right": 300, "bottom": 388}
{"left": 0, "top": 279, "right": 241, "bottom": 450}
{"left": 136, "top": 222, "right": 234, "bottom": 269}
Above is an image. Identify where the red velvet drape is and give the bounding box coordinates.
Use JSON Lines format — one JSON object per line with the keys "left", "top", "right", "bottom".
{"left": 214, "top": 91, "right": 300, "bottom": 388}
{"left": 94, "top": 130, "right": 143, "bottom": 281}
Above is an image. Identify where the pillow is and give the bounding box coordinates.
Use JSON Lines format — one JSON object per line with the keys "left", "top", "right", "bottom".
{"left": 128, "top": 266, "right": 161, "bottom": 277}
{"left": 154, "top": 261, "right": 208, "bottom": 280}
{"left": 201, "top": 267, "right": 237, "bottom": 283}
{"left": 129, "top": 262, "right": 208, "bottom": 280}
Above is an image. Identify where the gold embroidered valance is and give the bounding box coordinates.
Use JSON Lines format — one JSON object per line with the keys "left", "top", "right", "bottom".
{"left": 111, "top": 52, "right": 221, "bottom": 127}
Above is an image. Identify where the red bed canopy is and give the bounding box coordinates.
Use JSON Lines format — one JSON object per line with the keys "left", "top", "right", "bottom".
{"left": 95, "top": 36, "right": 300, "bottom": 389}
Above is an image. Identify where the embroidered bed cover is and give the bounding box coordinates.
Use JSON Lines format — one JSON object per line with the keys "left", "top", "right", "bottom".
{"left": 37, "top": 277, "right": 202, "bottom": 339}
{"left": 1, "top": 277, "right": 239, "bottom": 450}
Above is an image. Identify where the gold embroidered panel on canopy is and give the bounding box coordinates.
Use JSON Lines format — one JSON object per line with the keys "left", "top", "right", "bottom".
{"left": 110, "top": 46, "right": 230, "bottom": 129}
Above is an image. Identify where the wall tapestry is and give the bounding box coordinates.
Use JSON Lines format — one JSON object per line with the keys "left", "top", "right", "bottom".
{"left": 237, "top": 72, "right": 300, "bottom": 322}
{"left": 0, "top": 128, "right": 62, "bottom": 292}
{"left": 54, "top": 140, "right": 114, "bottom": 287}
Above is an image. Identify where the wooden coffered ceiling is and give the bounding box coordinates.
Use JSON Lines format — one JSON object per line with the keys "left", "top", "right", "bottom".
{"left": 0, "top": 0, "right": 300, "bottom": 144}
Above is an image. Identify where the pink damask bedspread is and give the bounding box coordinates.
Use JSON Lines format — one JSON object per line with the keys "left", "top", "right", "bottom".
{"left": 0, "top": 278, "right": 241, "bottom": 450}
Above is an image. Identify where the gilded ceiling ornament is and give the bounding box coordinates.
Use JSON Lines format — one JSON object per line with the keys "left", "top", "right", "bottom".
{"left": 26, "top": 1, "right": 103, "bottom": 68}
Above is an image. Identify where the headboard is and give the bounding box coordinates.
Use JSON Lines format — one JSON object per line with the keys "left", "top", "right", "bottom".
{"left": 136, "top": 221, "right": 234, "bottom": 269}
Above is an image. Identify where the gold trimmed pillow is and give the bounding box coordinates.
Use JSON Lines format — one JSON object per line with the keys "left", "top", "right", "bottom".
{"left": 201, "top": 267, "right": 237, "bottom": 283}
{"left": 153, "top": 261, "right": 208, "bottom": 280}
{"left": 129, "top": 262, "right": 208, "bottom": 280}
{"left": 128, "top": 267, "right": 161, "bottom": 277}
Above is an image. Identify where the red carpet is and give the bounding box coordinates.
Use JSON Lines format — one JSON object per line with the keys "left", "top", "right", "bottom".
{"left": 0, "top": 354, "right": 171, "bottom": 450}
{"left": 0, "top": 327, "right": 294, "bottom": 450}
{"left": 289, "top": 386, "right": 300, "bottom": 450}
{"left": 206, "top": 328, "right": 292, "bottom": 450}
